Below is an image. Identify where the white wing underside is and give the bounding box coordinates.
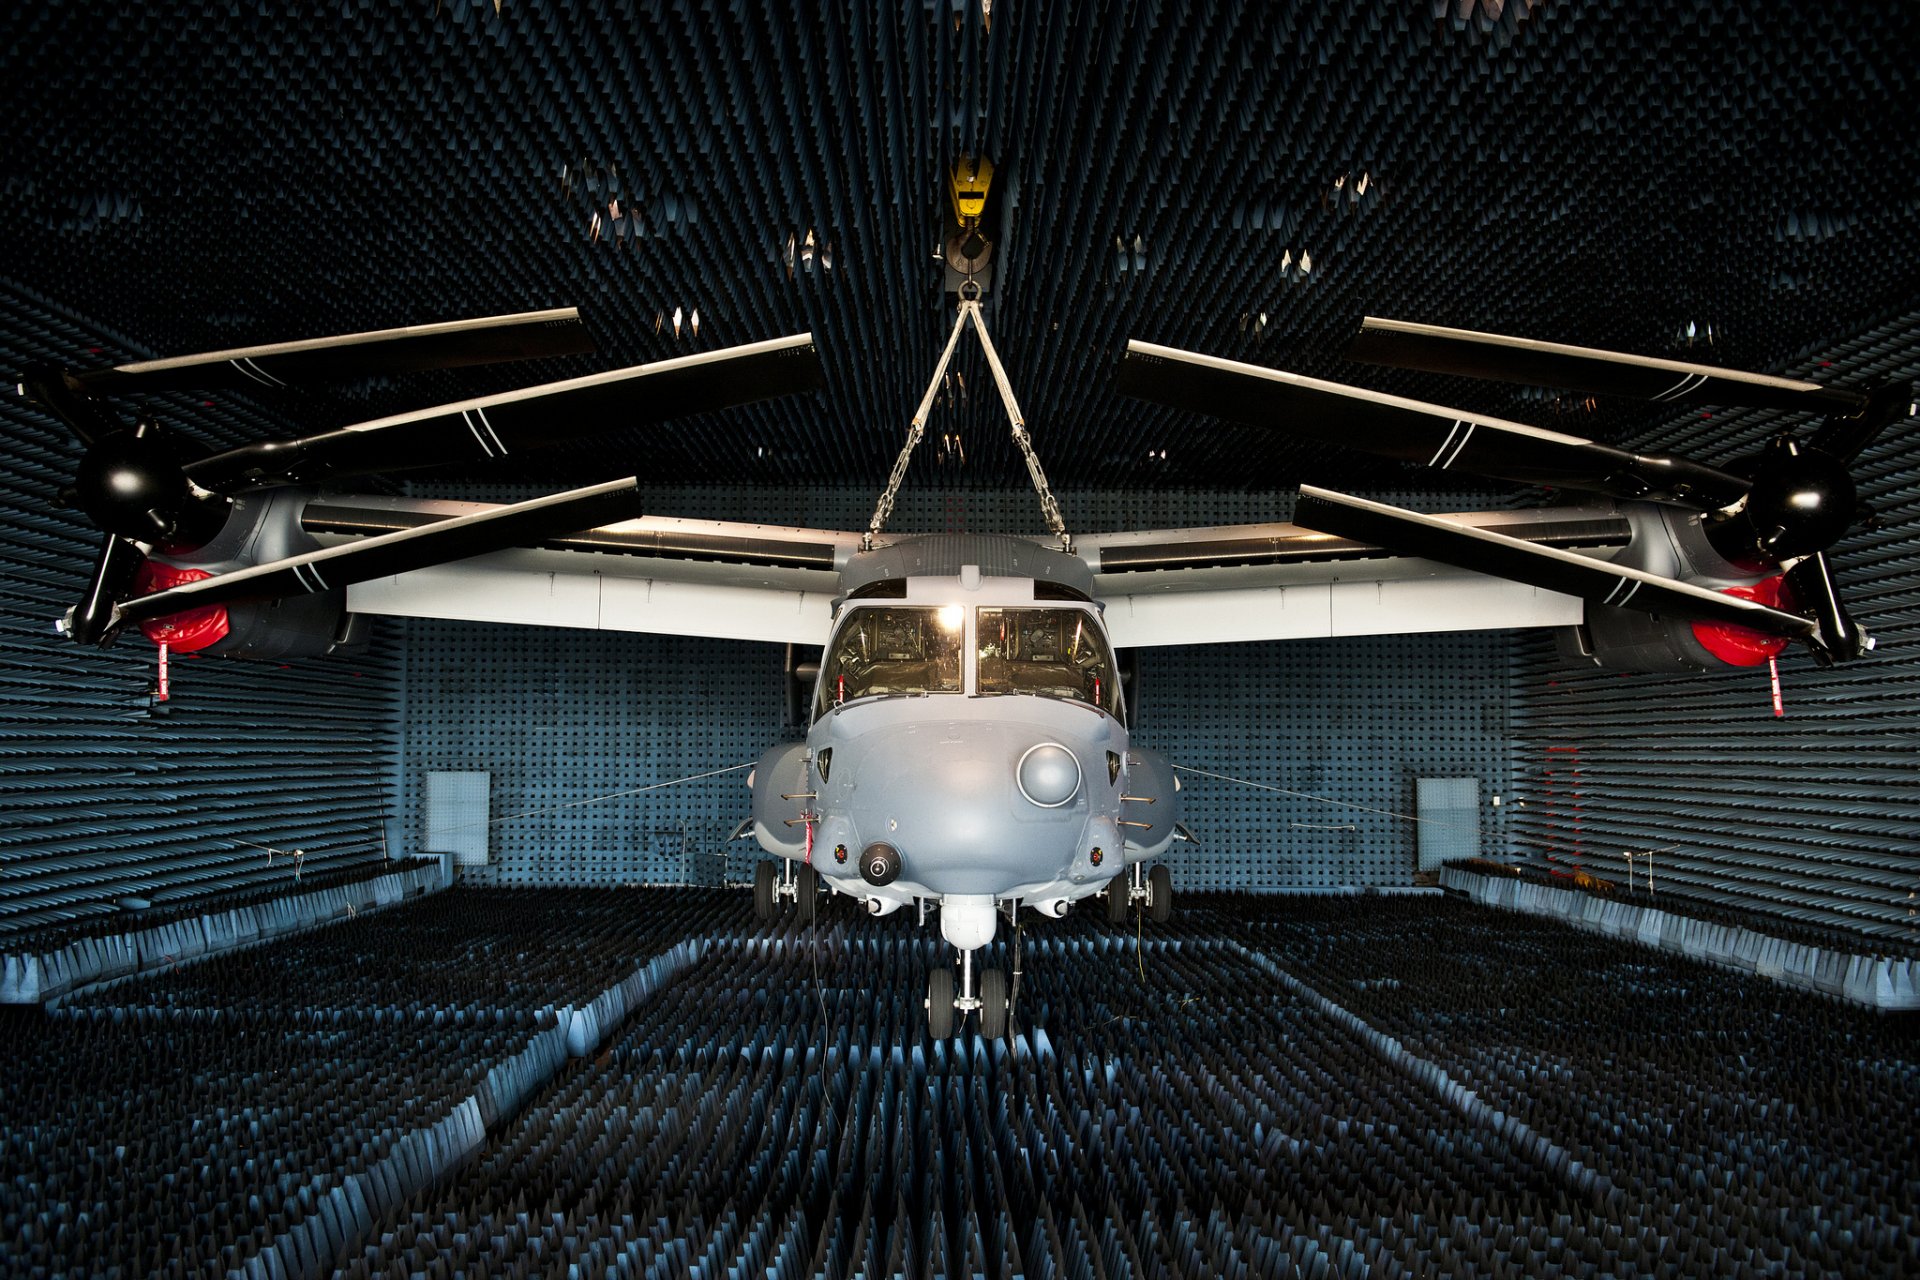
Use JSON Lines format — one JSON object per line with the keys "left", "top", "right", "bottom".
{"left": 348, "top": 555, "right": 844, "bottom": 645}
{"left": 333, "top": 501, "right": 856, "bottom": 646}
{"left": 1076, "top": 515, "right": 1599, "bottom": 647}
{"left": 333, "top": 498, "right": 1613, "bottom": 647}
{"left": 1093, "top": 562, "right": 1584, "bottom": 647}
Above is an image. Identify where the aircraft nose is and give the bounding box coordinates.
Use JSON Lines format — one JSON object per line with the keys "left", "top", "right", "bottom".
{"left": 827, "top": 722, "right": 1105, "bottom": 896}
{"left": 1016, "top": 742, "right": 1081, "bottom": 807}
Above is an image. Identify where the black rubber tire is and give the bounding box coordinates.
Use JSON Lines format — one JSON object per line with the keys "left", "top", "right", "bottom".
{"left": 1106, "top": 878, "right": 1130, "bottom": 923}
{"left": 926, "top": 966, "right": 955, "bottom": 1038}
{"left": 753, "top": 861, "right": 776, "bottom": 920}
{"left": 1148, "top": 863, "right": 1173, "bottom": 923}
{"left": 978, "top": 968, "right": 1008, "bottom": 1039}
{"left": 794, "top": 864, "right": 818, "bottom": 924}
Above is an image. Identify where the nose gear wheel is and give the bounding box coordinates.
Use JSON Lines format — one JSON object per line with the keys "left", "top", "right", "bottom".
{"left": 925, "top": 965, "right": 955, "bottom": 1038}
{"left": 751, "top": 859, "right": 818, "bottom": 922}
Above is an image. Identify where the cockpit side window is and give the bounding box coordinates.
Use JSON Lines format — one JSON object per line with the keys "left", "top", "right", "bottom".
{"left": 977, "top": 606, "right": 1123, "bottom": 721}
{"left": 814, "top": 605, "right": 965, "bottom": 719}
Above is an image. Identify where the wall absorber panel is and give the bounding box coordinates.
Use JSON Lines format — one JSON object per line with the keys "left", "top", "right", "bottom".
{"left": 424, "top": 772, "right": 491, "bottom": 866}
{"left": 1416, "top": 777, "right": 1482, "bottom": 870}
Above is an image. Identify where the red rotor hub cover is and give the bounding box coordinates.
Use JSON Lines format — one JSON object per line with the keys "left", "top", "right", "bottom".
{"left": 1690, "top": 576, "right": 1792, "bottom": 667}
{"left": 130, "top": 562, "right": 230, "bottom": 652}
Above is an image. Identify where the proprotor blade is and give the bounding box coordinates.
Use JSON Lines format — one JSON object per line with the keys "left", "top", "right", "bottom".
{"left": 67, "top": 534, "right": 146, "bottom": 646}
{"left": 1118, "top": 340, "right": 1748, "bottom": 508}
{"left": 17, "top": 365, "right": 123, "bottom": 446}
{"left": 1347, "top": 317, "right": 1872, "bottom": 416}
{"left": 1293, "top": 485, "right": 1816, "bottom": 640}
{"left": 111, "top": 476, "right": 647, "bottom": 637}
{"left": 1805, "top": 382, "right": 1916, "bottom": 465}
{"left": 184, "top": 332, "right": 825, "bottom": 493}
{"left": 70, "top": 308, "right": 596, "bottom": 395}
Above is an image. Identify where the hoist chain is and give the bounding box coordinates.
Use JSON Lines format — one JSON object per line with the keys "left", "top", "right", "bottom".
{"left": 864, "top": 300, "right": 1072, "bottom": 553}
{"left": 866, "top": 305, "right": 970, "bottom": 548}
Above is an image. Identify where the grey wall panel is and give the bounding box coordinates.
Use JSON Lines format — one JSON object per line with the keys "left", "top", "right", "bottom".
{"left": 1417, "top": 778, "right": 1483, "bottom": 871}
{"left": 1141, "top": 634, "right": 1510, "bottom": 888}
{"left": 0, "top": 287, "right": 405, "bottom": 938}
{"left": 1508, "top": 313, "right": 1920, "bottom": 941}
{"left": 401, "top": 625, "right": 783, "bottom": 889}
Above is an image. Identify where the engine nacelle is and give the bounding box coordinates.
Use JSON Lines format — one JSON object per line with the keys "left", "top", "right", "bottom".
{"left": 1558, "top": 611, "right": 1724, "bottom": 673}
{"left": 1556, "top": 504, "right": 1795, "bottom": 673}
{"left": 134, "top": 490, "right": 366, "bottom": 660}
{"left": 1120, "top": 745, "right": 1181, "bottom": 861}
{"left": 748, "top": 741, "right": 812, "bottom": 858}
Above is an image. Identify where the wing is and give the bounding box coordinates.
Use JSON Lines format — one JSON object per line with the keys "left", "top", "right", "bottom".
{"left": 309, "top": 495, "right": 1636, "bottom": 651}
{"left": 1080, "top": 505, "right": 1630, "bottom": 647}
{"left": 305, "top": 495, "right": 861, "bottom": 645}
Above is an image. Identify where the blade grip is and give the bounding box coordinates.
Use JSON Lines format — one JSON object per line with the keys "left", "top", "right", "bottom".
{"left": 72, "top": 536, "right": 146, "bottom": 646}
{"left": 1785, "top": 553, "right": 1869, "bottom": 664}
{"left": 1805, "top": 381, "right": 1915, "bottom": 465}
{"left": 19, "top": 366, "right": 122, "bottom": 447}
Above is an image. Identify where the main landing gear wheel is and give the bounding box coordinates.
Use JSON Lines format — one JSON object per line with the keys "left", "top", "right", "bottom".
{"left": 1106, "top": 879, "right": 1130, "bottom": 923}
{"left": 926, "top": 966, "right": 955, "bottom": 1038}
{"left": 753, "top": 862, "right": 776, "bottom": 920}
{"left": 979, "top": 968, "right": 1008, "bottom": 1039}
{"left": 794, "top": 864, "right": 819, "bottom": 924}
{"left": 1148, "top": 863, "right": 1174, "bottom": 923}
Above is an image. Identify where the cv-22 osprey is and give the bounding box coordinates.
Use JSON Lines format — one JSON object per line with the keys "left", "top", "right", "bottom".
{"left": 745, "top": 528, "right": 1185, "bottom": 1039}
{"left": 20, "top": 297, "right": 1903, "bottom": 1035}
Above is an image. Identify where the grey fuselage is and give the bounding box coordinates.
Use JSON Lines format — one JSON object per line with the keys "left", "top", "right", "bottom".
{"left": 749, "top": 534, "right": 1180, "bottom": 950}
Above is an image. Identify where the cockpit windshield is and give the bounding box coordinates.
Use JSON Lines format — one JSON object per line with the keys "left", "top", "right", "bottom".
{"left": 814, "top": 605, "right": 965, "bottom": 717}
{"left": 814, "top": 603, "right": 1123, "bottom": 721}
{"left": 977, "top": 606, "right": 1121, "bottom": 718}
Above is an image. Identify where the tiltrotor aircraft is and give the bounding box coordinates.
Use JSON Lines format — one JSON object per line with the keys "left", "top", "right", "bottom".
{"left": 19, "top": 295, "right": 1905, "bottom": 1034}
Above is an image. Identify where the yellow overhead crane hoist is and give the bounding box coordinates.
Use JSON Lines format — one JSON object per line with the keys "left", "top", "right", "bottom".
{"left": 944, "top": 154, "right": 995, "bottom": 297}
{"left": 949, "top": 154, "right": 993, "bottom": 226}
{"left": 867, "top": 153, "right": 1070, "bottom": 554}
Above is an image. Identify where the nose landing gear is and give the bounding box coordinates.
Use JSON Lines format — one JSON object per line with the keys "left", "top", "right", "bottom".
{"left": 752, "top": 859, "right": 818, "bottom": 923}
{"left": 1105, "top": 860, "right": 1174, "bottom": 923}
{"left": 925, "top": 945, "right": 1010, "bottom": 1038}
